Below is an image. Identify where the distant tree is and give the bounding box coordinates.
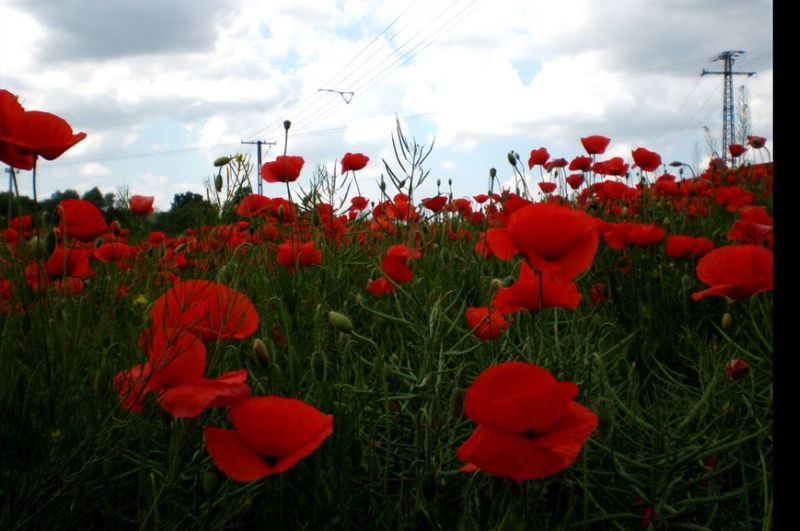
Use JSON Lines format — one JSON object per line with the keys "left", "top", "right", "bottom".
{"left": 40, "top": 189, "right": 80, "bottom": 219}
{"left": 81, "top": 187, "right": 105, "bottom": 209}
{"left": 153, "top": 192, "right": 217, "bottom": 234}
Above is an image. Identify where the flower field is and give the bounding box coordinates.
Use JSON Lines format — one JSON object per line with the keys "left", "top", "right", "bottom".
{"left": 0, "top": 91, "right": 773, "bottom": 529}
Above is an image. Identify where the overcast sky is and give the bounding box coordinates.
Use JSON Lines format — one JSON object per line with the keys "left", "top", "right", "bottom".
{"left": 1, "top": 0, "right": 773, "bottom": 210}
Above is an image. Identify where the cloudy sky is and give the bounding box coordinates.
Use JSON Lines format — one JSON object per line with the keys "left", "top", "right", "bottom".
{"left": 1, "top": 0, "right": 773, "bottom": 211}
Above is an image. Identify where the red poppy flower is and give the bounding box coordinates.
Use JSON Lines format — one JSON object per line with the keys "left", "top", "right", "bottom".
{"left": 725, "top": 358, "right": 750, "bottom": 380}
{"left": 150, "top": 279, "right": 259, "bottom": 341}
{"left": 380, "top": 243, "right": 421, "bottom": 284}
{"left": 456, "top": 361, "right": 597, "bottom": 481}
{"left": 565, "top": 174, "right": 585, "bottom": 190}
{"left": 349, "top": 196, "right": 370, "bottom": 211}
{"left": 492, "top": 261, "right": 581, "bottom": 313}
{"left": 276, "top": 240, "right": 322, "bottom": 270}
{"left": 366, "top": 277, "right": 395, "bottom": 296}
{"left": 94, "top": 242, "right": 131, "bottom": 262}
{"left": 602, "top": 222, "right": 665, "bottom": 250}
{"left": 421, "top": 196, "right": 448, "bottom": 212}
{"left": 528, "top": 147, "right": 550, "bottom": 169}
{"left": 631, "top": 147, "right": 662, "bottom": 172}
{"left": 580, "top": 135, "right": 611, "bottom": 155}
{"left": 593, "top": 157, "right": 629, "bottom": 177}
{"left": 568, "top": 155, "right": 593, "bottom": 172}
{"left": 486, "top": 203, "right": 600, "bottom": 282}
{"left": 465, "top": 307, "right": 510, "bottom": 340}
{"left": 726, "top": 206, "right": 772, "bottom": 245}
{"left": 129, "top": 195, "right": 155, "bottom": 215}
{"left": 746, "top": 135, "right": 766, "bottom": 149}
{"left": 8, "top": 214, "right": 32, "bottom": 235}
{"left": 341, "top": 152, "right": 369, "bottom": 173}
{"left": 56, "top": 199, "right": 108, "bottom": 242}
{"left": 260, "top": 155, "right": 305, "bottom": 183}
{"left": 714, "top": 186, "right": 754, "bottom": 213}
{"left": 472, "top": 193, "right": 490, "bottom": 204}
{"left": 691, "top": 245, "right": 773, "bottom": 301}
{"left": 654, "top": 174, "right": 679, "bottom": 196}
{"left": 114, "top": 327, "right": 251, "bottom": 417}
{"left": 664, "top": 235, "right": 713, "bottom": 260}
{"left": 538, "top": 182, "right": 557, "bottom": 194}
{"left": 204, "top": 396, "right": 333, "bottom": 482}
{"left": 0, "top": 90, "right": 87, "bottom": 170}
{"left": 544, "top": 158, "right": 567, "bottom": 172}
{"left": 728, "top": 143, "right": 746, "bottom": 157}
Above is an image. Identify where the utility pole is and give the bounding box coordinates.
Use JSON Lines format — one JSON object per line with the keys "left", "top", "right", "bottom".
{"left": 241, "top": 140, "right": 276, "bottom": 195}
{"left": 701, "top": 50, "right": 755, "bottom": 165}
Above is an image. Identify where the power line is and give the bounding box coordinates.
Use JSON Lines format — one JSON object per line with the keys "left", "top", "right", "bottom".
{"left": 256, "top": 0, "right": 471, "bottom": 141}
{"left": 240, "top": 1, "right": 425, "bottom": 141}
{"left": 292, "top": 0, "right": 489, "bottom": 136}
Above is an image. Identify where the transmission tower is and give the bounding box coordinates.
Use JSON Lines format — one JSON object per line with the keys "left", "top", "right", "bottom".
{"left": 701, "top": 50, "right": 755, "bottom": 164}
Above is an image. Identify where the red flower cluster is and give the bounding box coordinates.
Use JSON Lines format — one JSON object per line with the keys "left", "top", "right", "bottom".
{"left": 457, "top": 361, "right": 597, "bottom": 480}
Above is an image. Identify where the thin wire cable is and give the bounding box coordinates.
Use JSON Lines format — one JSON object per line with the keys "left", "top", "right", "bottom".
{"left": 241, "top": 0, "right": 429, "bottom": 140}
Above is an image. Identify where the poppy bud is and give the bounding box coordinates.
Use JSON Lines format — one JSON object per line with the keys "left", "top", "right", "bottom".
{"left": 436, "top": 179, "right": 441, "bottom": 187}
{"left": 489, "top": 168, "right": 497, "bottom": 178}
{"left": 507, "top": 151, "right": 517, "bottom": 166}
{"left": 214, "top": 174, "right": 223, "bottom": 193}
{"left": 398, "top": 178, "right": 407, "bottom": 189}
{"left": 327, "top": 310, "right": 354, "bottom": 334}
{"left": 213, "top": 156, "right": 231, "bottom": 167}
{"left": 252, "top": 338, "right": 272, "bottom": 369}
{"left": 311, "top": 350, "right": 327, "bottom": 381}
{"left": 721, "top": 312, "right": 733, "bottom": 330}
{"left": 725, "top": 358, "right": 749, "bottom": 380}
{"left": 379, "top": 180, "right": 386, "bottom": 192}
{"left": 448, "top": 179, "right": 452, "bottom": 187}
{"left": 490, "top": 278, "right": 504, "bottom": 291}
{"left": 202, "top": 468, "right": 220, "bottom": 496}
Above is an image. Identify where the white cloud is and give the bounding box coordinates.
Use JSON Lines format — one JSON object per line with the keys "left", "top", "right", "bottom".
{"left": 79, "top": 162, "right": 112, "bottom": 178}
{"left": 1, "top": 0, "right": 772, "bottom": 206}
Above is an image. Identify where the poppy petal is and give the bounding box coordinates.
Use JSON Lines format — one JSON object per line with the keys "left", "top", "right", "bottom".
{"left": 204, "top": 427, "right": 273, "bottom": 482}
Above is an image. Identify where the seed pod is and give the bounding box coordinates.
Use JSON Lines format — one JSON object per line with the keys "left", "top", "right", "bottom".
{"left": 448, "top": 388, "right": 464, "bottom": 418}
{"left": 507, "top": 151, "right": 517, "bottom": 166}
{"left": 489, "top": 167, "right": 497, "bottom": 178}
{"left": 327, "top": 311, "right": 354, "bottom": 334}
{"left": 721, "top": 312, "right": 733, "bottom": 330}
{"left": 283, "top": 120, "right": 292, "bottom": 130}
{"left": 214, "top": 173, "right": 223, "bottom": 193}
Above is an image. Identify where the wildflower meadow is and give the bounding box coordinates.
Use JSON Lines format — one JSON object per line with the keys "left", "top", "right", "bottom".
{"left": 0, "top": 89, "right": 773, "bottom": 529}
